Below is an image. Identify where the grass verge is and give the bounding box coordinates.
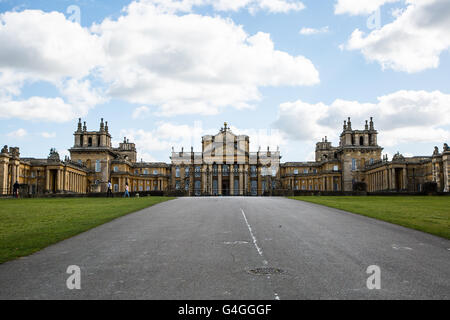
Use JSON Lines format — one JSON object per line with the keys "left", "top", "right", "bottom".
{"left": 289, "top": 196, "right": 450, "bottom": 239}
{"left": 0, "top": 197, "right": 174, "bottom": 264}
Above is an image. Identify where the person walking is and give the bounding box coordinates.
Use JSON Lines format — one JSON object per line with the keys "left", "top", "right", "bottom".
{"left": 107, "top": 181, "right": 113, "bottom": 198}
{"left": 123, "top": 183, "right": 130, "bottom": 198}
{"left": 13, "top": 181, "right": 19, "bottom": 199}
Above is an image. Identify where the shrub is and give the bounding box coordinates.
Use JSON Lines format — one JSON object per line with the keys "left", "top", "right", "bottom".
{"left": 353, "top": 182, "right": 367, "bottom": 192}
{"left": 422, "top": 182, "right": 437, "bottom": 194}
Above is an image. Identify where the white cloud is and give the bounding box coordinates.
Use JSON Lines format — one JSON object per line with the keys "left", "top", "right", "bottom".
{"left": 93, "top": 1, "right": 319, "bottom": 116}
{"left": 118, "top": 122, "right": 205, "bottom": 154}
{"left": 229, "top": 126, "right": 287, "bottom": 151}
{"left": 58, "top": 79, "right": 107, "bottom": 113}
{"left": 334, "top": 0, "right": 401, "bottom": 15}
{"left": 0, "top": 3, "right": 317, "bottom": 120}
{"left": 118, "top": 120, "right": 289, "bottom": 161}
{"left": 7, "top": 128, "right": 27, "bottom": 138}
{"left": 132, "top": 106, "right": 151, "bottom": 119}
{"left": 41, "top": 132, "right": 56, "bottom": 138}
{"left": 274, "top": 90, "right": 450, "bottom": 148}
{"left": 0, "top": 10, "right": 104, "bottom": 82}
{"left": 299, "top": 26, "right": 329, "bottom": 35}
{"left": 0, "top": 96, "right": 79, "bottom": 122}
{"left": 344, "top": 0, "right": 450, "bottom": 72}
{"left": 0, "top": 9, "right": 106, "bottom": 121}
{"left": 140, "top": 0, "right": 305, "bottom": 14}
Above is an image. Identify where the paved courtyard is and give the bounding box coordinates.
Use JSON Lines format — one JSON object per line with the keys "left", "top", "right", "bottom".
{"left": 0, "top": 197, "right": 449, "bottom": 299}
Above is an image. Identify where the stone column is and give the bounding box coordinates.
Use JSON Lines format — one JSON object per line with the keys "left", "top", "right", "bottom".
{"left": 391, "top": 168, "right": 396, "bottom": 190}
{"left": 403, "top": 167, "right": 408, "bottom": 190}
{"left": 239, "top": 165, "right": 244, "bottom": 196}
{"left": 56, "top": 169, "right": 61, "bottom": 192}
{"left": 218, "top": 165, "right": 222, "bottom": 195}
{"left": 244, "top": 165, "right": 248, "bottom": 195}
{"left": 230, "top": 170, "right": 234, "bottom": 196}
{"left": 45, "top": 169, "right": 50, "bottom": 193}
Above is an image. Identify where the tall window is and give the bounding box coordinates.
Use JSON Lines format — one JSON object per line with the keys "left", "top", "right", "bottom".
{"left": 114, "top": 166, "right": 118, "bottom": 172}
{"left": 294, "top": 169, "right": 299, "bottom": 175}
{"left": 175, "top": 166, "right": 180, "bottom": 178}
{"left": 352, "top": 159, "right": 357, "bottom": 171}
{"left": 95, "top": 160, "right": 101, "bottom": 172}
{"left": 185, "top": 167, "right": 190, "bottom": 177}
{"left": 251, "top": 165, "right": 257, "bottom": 177}
{"left": 223, "top": 165, "right": 229, "bottom": 177}
{"left": 195, "top": 181, "right": 201, "bottom": 196}
{"left": 195, "top": 166, "right": 201, "bottom": 178}
{"left": 251, "top": 180, "right": 257, "bottom": 195}
{"left": 213, "top": 180, "right": 218, "bottom": 195}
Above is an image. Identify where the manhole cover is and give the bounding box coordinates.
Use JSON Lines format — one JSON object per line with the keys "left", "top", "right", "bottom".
{"left": 248, "top": 267, "right": 285, "bottom": 275}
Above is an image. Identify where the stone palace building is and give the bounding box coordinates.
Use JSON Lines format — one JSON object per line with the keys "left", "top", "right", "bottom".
{"left": 1, "top": 117, "right": 449, "bottom": 196}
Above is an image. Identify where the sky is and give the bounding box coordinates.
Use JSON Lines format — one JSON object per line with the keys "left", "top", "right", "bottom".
{"left": 0, "top": 0, "right": 449, "bottom": 163}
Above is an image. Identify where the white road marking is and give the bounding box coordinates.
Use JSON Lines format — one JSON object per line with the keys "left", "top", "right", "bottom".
{"left": 223, "top": 241, "right": 249, "bottom": 245}
{"left": 240, "top": 208, "right": 281, "bottom": 301}
{"left": 241, "top": 208, "right": 263, "bottom": 257}
{"left": 392, "top": 245, "right": 413, "bottom": 251}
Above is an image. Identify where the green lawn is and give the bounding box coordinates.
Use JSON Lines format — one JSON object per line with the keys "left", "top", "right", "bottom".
{"left": 289, "top": 196, "right": 450, "bottom": 239}
{"left": 0, "top": 197, "right": 174, "bottom": 264}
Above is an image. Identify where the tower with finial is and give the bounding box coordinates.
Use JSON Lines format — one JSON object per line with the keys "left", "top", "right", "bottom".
{"left": 338, "top": 116, "right": 382, "bottom": 191}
